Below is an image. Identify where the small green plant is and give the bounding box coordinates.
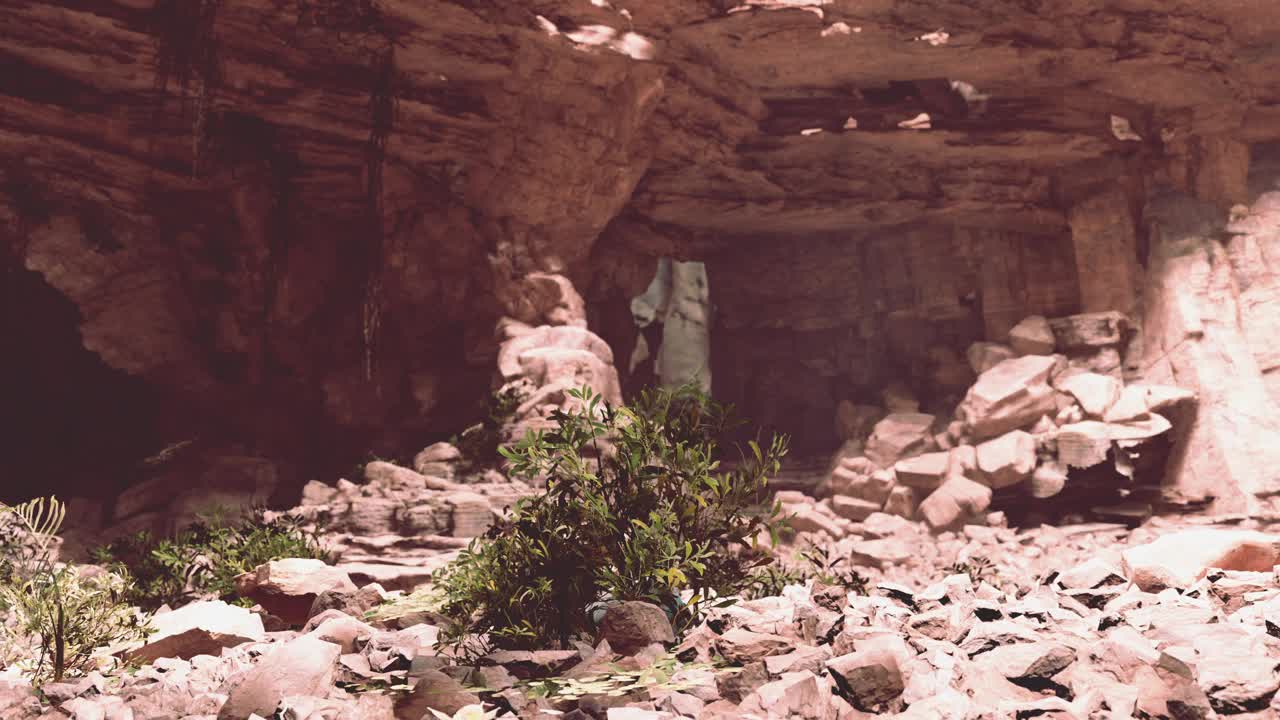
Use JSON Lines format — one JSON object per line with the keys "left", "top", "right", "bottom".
{"left": 745, "top": 544, "right": 869, "bottom": 600}
{"left": 452, "top": 384, "right": 527, "bottom": 470}
{"left": 433, "top": 383, "right": 789, "bottom": 651}
{"left": 801, "top": 545, "right": 869, "bottom": 596}
{"left": 92, "top": 507, "right": 331, "bottom": 609}
{"left": 0, "top": 497, "right": 149, "bottom": 684}
{"left": 945, "top": 556, "right": 996, "bottom": 585}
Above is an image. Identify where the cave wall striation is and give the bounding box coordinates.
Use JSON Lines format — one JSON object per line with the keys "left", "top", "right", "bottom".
{"left": 3, "top": 0, "right": 1280, "bottom": 514}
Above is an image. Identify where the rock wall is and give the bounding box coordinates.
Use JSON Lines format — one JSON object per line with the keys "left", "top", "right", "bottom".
{"left": 4, "top": 1, "right": 1280, "bottom": 512}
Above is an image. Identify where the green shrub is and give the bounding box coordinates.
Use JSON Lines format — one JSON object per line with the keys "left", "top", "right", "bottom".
{"left": 0, "top": 497, "right": 148, "bottom": 684}
{"left": 92, "top": 507, "right": 331, "bottom": 610}
{"left": 433, "top": 383, "right": 789, "bottom": 651}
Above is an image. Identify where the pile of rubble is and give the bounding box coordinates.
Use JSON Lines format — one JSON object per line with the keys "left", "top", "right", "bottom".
{"left": 794, "top": 312, "right": 1194, "bottom": 538}
{"left": 6, "top": 514, "right": 1279, "bottom": 719}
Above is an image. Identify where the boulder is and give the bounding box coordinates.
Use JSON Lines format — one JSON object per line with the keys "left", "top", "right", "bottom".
{"left": 1121, "top": 529, "right": 1280, "bottom": 591}
{"left": 394, "top": 670, "right": 481, "bottom": 720}
{"left": 597, "top": 601, "right": 676, "bottom": 656}
{"left": 1047, "top": 311, "right": 1128, "bottom": 350}
{"left": 740, "top": 671, "right": 834, "bottom": 720}
{"left": 717, "top": 629, "right": 793, "bottom": 663}
{"left": 975, "top": 431, "right": 1035, "bottom": 489}
{"left": 217, "top": 635, "right": 341, "bottom": 720}
{"left": 1008, "top": 315, "right": 1056, "bottom": 355}
{"left": 967, "top": 342, "right": 1017, "bottom": 375}
{"left": 830, "top": 496, "right": 881, "bottom": 522}
{"left": 234, "top": 559, "right": 358, "bottom": 627}
{"left": 882, "top": 486, "right": 919, "bottom": 519}
{"left": 957, "top": 355, "right": 1059, "bottom": 440}
{"left": 916, "top": 476, "right": 992, "bottom": 533}
{"left": 826, "top": 636, "right": 907, "bottom": 710}
{"left": 893, "top": 451, "right": 950, "bottom": 490}
{"left": 130, "top": 600, "right": 265, "bottom": 663}
{"left": 826, "top": 458, "right": 893, "bottom": 504}
{"left": 304, "top": 613, "right": 376, "bottom": 654}
{"left": 1056, "top": 372, "right": 1122, "bottom": 417}
{"left": 977, "top": 642, "right": 1076, "bottom": 682}
{"left": 865, "top": 413, "right": 936, "bottom": 467}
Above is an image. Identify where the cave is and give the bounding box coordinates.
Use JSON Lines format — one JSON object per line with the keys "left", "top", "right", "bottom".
{"left": 3, "top": 1, "right": 1280, "bottom": 540}
{"left": 7, "top": 2, "right": 1280, "bottom": 715}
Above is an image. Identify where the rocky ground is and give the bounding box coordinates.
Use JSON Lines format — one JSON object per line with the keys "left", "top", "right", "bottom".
{"left": 4, "top": 454, "right": 1280, "bottom": 720}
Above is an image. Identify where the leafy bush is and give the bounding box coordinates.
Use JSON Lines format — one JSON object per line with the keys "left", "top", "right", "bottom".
{"left": 0, "top": 497, "right": 148, "bottom": 684}
{"left": 433, "top": 383, "right": 789, "bottom": 651}
{"left": 92, "top": 507, "right": 331, "bottom": 609}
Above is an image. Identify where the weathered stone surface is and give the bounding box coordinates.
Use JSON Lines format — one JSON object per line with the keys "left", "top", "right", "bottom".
{"left": 1121, "top": 529, "right": 1280, "bottom": 591}
{"left": 967, "top": 343, "right": 1017, "bottom": 376}
{"left": 130, "top": 601, "right": 265, "bottom": 664}
{"left": 218, "top": 636, "right": 340, "bottom": 720}
{"left": 234, "top": 559, "right": 358, "bottom": 627}
{"left": 865, "top": 414, "right": 936, "bottom": 468}
{"left": 1142, "top": 190, "right": 1280, "bottom": 512}
{"left": 1056, "top": 373, "right": 1122, "bottom": 418}
{"left": 958, "top": 356, "right": 1059, "bottom": 440}
{"left": 893, "top": 451, "right": 950, "bottom": 490}
{"left": 1008, "top": 316, "right": 1056, "bottom": 356}
{"left": 975, "top": 431, "right": 1035, "bottom": 489}
{"left": 917, "top": 476, "right": 993, "bottom": 533}
{"left": 597, "top": 602, "right": 676, "bottom": 656}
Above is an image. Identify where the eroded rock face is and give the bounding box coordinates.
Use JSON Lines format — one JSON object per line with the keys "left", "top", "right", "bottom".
{"left": 4, "top": 1, "right": 1280, "bottom": 512}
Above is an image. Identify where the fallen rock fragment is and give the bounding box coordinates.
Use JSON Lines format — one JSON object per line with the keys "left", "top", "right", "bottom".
{"left": 235, "top": 559, "right": 358, "bottom": 627}
{"left": 1121, "top": 529, "right": 1280, "bottom": 591}
{"left": 597, "top": 601, "right": 676, "bottom": 656}
{"left": 217, "top": 635, "right": 341, "bottom": 720}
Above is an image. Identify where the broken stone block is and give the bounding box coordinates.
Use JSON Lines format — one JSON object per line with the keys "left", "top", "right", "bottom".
{"left": 865, "top": 413, "right": 936, "bottom": 467}
{"left": 597, "top": 601, "right": 676, "bottom": 656}
{"left": 882, "top": 485, "right": 919, "bottom": 519}
{"left": 830, "top": 495, "right": 882, "bottom": 522}
{"left": 1056, "top": 372, "right": 1122, "bottom": 417}
{"left": 234, "top": 559, "right": 358, "bottom": 627}
{"left": 824, "top": 457, "right": 893, "bottom": 504}
{"left": 977, "top": 642, "right": 1076, "bottom": 682}
{"left": 917, "top": 476, "right": 992, "bottom": 533}
{"left": 1028, "top": 461, "right": 1068, "bottom": 498}
{"left": 217, "top": 636, "right": 341, "bottom": 720}
{"left": 1048, "top": 311, "right": 1128, "bottom": 350}
{"left": 1122, "top": 529, "right": 1280, "bottom": 591}
{"left": 958, "top": 355, "right": 1060, "bottom": 440}
{"left": 967, "top": 342, "right": 1017, "bottom": 375}
{"left": 129, "top": 601, "right": 265, "bottom": 664}
{"left": 894, "top": 450, "right": 950, "bottom": 490}
{"left": 826, "top": 635, "right": 908, "bottom": 710}
{"left": 975, "top": 431, "right": 1036, "bottom": 489}
{"left": 1103, "top": 385, "right": 1148, "bottom": 423}
{"left": 1008, "top": 315, "right": 1056, "bottom": 356}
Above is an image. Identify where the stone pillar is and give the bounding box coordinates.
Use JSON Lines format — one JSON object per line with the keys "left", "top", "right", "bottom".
{"left": 1140, "top": 190, "right": 1280, "bottom": 512}
{"left": 1068, "top": 186, "right": 1140, "bottom": 316}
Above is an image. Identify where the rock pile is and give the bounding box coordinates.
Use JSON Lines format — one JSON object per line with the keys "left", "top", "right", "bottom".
{"left": 810, "top": 312, "right": 1195, "bottom": 536}
{"left": 7, "top": 516, "right": 1279, "bottom": 719}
